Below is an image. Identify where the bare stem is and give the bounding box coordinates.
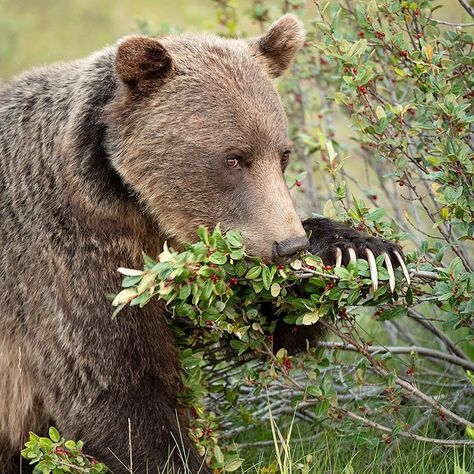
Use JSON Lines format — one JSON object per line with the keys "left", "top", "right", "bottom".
{"left": 315, "top": 341, "right": 474, "bottom": 371}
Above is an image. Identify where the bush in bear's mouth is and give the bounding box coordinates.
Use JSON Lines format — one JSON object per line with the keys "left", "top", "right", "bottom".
{"left": 109, "top": 223, "right": 414, "bottom": 467}
{"left": 111, "top": 223, "right": 406, "bottom": 334}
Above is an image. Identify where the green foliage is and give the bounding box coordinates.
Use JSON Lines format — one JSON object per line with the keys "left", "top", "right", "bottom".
{"left": 21, "top": 428, "right": 107, "bottom": 474}
{"left": 111, "top": 224, "right": 411, "bottom": 468}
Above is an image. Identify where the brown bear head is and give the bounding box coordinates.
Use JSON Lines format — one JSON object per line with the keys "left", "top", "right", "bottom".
{"left": 106, "top": 15, "right": 309, "bottom": 263}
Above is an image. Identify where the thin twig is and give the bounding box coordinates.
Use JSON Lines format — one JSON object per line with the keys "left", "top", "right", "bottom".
{"left": 407, "top": 308, "right": 470, "bottom": 361}
{"left": 337, "top": 407, "right": 474, "bottom": 447}
{"left": 457, "top": 0, "right": 474, "bottom": 18}
{"left": 315, "top": 341, "right": 474, "bottom": 371}
{"left": 426, "top": 16, "right": 474, "bottom": 27}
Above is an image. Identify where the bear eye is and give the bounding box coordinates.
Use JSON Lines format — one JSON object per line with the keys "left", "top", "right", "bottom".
{"left": 281, "top": 150, "right": 291, "bottom": 168}
{"left": 226, "top": 156, "right": 241, "bottom": 169}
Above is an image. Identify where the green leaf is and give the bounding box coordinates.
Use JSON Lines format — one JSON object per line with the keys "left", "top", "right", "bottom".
{"left": 226, "top": 230, "right": 243, "bottom": 249}
{"left": 229, "top": 248, "right": 244, "bottom": 260}
{"left": 307, "top": 385, "right": 322, "bottom": 397}
{"left": 314, "top": 399, "right": 330, "bottom": 417}
{"left": 365, "top": 208, "right": 386, "bottom": 221}
{"left": 213, "top": 444, "right": 224, "bottom": 464}
{"left": 48, "top": 427, "right": 60, "bottom": 443}
{"left": 245, "top": 266, "right": 262, "bottom": 279}
{"left": 209, "top": 252, "right": 227, "bottom": 265}
{"left": 225, "top": 458, "right": 244, "bottom": 472}
{"left": 179, "top": 285, "right": 191, "bottom": 300}
{"left": 261, "top": 266, "right": 272, "bottom": 290}
{"left": 334, "top": 267, "right": 350, "bottom": 280}
{"left": 302, "top": 311, "right": 320, "bottom": 325}
{"left": 270, "top": 282, "right": 281, "bottom": 297}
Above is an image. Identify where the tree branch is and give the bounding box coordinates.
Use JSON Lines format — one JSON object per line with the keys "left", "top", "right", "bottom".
{"left": 315, "top": 341, "right": 474, "bottom": 371}
{"left": 457, "top": 0, "right": 474, "bottom": 18}
{"left": 407, "top": 308, "right": 470, "bottom": 361}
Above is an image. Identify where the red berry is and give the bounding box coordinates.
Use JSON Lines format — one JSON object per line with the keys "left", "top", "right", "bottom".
{"left": 398, "top": 180, "right": 404, "bottom": 186}
{"left": 229, "top": 276, "right": 238, "bottom": 286}
{"left": 283, "top": 358, "right": 292, "bottom": 370}
{"left": 205, "top": 320, "right": 212, "bottom": 327}
{"left": 371, "top": 195, "right": 377, "bottom": 200}
{"left": 358, "top": 85, "right": 367, "bottom": 94}
{"left": 277, "top": 265, "right": 285, "bottom": 270}
{"left": 406, "top": 367, "right": 414, "bottom": 376}
{"left": 211, "top": 274, "right": 219, "bottom": 283}
{"left": 358, "top": 31, "right": 365, "bottom": 38}
{"left": 400, "top": 50, "right": 408, "bottom": 58}
{"left": 266, "top": 335, "right": 273, "bottom": 341}
{"left": 375, "top": 31, "right": 385, "bottom": 40}
{"left": 191, "top": 407, "right": 198, "bottom": 419}
{"left": 352, "top": 68, "right": 358, "bottom": 75}
{"left": 295, "top": 180, "right": 302, "bottom": 187}
{"left": 325, "top": 265, "right": 332, "bottom": 271}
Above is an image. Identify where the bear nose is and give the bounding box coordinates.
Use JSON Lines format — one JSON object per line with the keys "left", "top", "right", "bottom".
{"left": 275, "top": 236, "right": 310, "bottom": 260}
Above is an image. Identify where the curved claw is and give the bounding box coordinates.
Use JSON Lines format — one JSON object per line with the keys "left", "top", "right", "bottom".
{"left": 383, "top": 252, "right": 395, "bottom": 293}
{"left": 366, "top": 248, "right": 378, "bottom": 292}
{"left": 335, "top": 247, "right": 343, "bottom": 268}
{"left": 394, "top": 250, "right": 410, "bottom": 285}
{"left": 347, "top": 247, "right": 357, "bottom": 264}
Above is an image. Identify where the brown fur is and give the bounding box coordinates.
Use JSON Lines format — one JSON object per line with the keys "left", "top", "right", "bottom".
{"left": 0, "top": 15, "right": 306, "bottom": 473}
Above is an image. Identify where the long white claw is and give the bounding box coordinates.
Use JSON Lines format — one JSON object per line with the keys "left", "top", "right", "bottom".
{"left": 366, "top": 248, "right": 378, "bottom": 292}
{"left": 384, "top": 252, "right": 395, "bottom": 293}
{"left": 348, "top": 247, "right": 357, "bottom": 264}
{"left": 394, "top": 250, "right": 410, "bottom": 285}
{"left": 335, "top": 247, "right": 342, "bottom": 268}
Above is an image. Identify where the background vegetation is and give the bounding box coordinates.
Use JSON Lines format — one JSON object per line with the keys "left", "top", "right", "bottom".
{"left": 4, "top": 0, "right": 473, "bottom": 473}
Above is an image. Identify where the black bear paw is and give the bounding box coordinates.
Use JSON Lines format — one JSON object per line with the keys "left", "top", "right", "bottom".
{"left": 303, "top": 217, "right": 410, "bottom": 292}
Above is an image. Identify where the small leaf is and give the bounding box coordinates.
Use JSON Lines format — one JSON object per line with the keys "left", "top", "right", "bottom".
{"left": 112, "top": 288, "right": 138, "bottom": 306}
{"left": 48, "top": 427, "right": 60, "bottom": 443}
{"left": 425, "top": 44, "right": 433, "bottom": 62}
{"left": 209, "top": 252, "right": 227, "bottom": 265}
{"left": 117, "top": 267, "right": 144, "bottom": 277}
{"left": 270, "top": 282, "right": 281, "bottom": 297}
{"left": 214, "top": 445, "right": 224, "bottom": 464}
{"left": 375, "top": 105, "right": 386, "bottom": 120}
{"left": 246, "top": 266, "right": 262, "bottom": 279}
{"left": 302, "top": 311, "right": 320, "bottom": 325}
{"left": 290, "top": 259, "right": 302, "bottom": 270}
{"left": 225, "top": 458, "right": 244, "bottom": 472}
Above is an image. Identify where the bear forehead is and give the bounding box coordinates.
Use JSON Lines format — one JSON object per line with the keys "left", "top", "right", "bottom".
{"left": 162, "top": 35, "right": 284, "bottom": 110}
{"left": 154, "top": 36, "right": 289, "bottom": 144}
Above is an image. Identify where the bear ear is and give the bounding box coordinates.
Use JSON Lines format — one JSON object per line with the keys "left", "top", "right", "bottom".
{"left": 116, "top": 36, "right": 173, "bottom": 92}
{"left": 248, "top": 14, "right": 305, "bottom": 78}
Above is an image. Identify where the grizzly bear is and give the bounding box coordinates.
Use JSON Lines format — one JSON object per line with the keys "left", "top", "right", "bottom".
{"left": 0, "top": 14, "right": 405, "bottom": 473}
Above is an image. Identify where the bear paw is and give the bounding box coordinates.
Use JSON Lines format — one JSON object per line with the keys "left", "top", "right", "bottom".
{"left": 303, "top": 217, "right": 410, "bottom": 292}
